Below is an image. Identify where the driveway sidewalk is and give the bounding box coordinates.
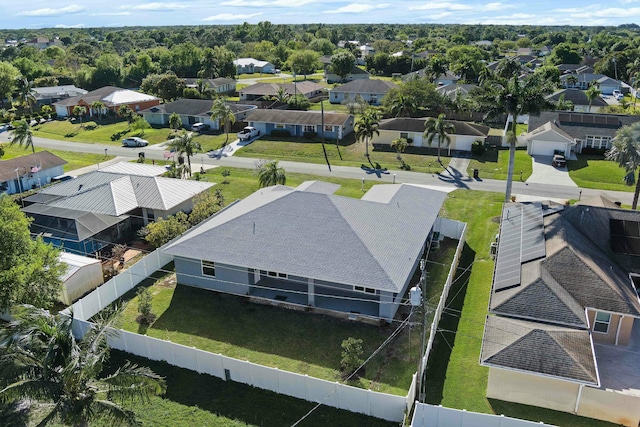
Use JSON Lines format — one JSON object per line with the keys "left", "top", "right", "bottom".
{"left": 526, "top": 155, "right": 578, "bottom": 187}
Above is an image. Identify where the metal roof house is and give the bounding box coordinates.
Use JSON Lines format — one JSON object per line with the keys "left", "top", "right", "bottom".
{"left": 0, "top": 151, "right": 67, "bottom": 195}
{"left": 481, "top": 202, "right": 640, "bottom": 426}
{"left": 22, "top": 162, "right": 213, "bottom": 255}
{"left": 162, "top": 181, "right": 448, "bottom": 322}
{"left": 329, "top": 79, "right": 398, "bottom": 106}
{"left": 53, "top": 86, "right": 160, "bottom": 118}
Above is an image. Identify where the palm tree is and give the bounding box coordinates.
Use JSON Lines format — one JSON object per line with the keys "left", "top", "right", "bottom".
{"left": 169, "top": 112, "right": 182, "bottom": 131}
{"left": 258, "top": 160, "right": 286, "bottom": 187}
{"left": 606, "top": 122, "right": 640, "bottom": 210}
{"left": 196, "top": 79, "right": 213, "bottom": 99}
{"left": 424, "top": 113, "right": 454, "bottom": 165}
{"left": 118, "top": 105, "right": 135, "bottom": 126}
{"left": 73, "top": 105, "right": 87, "bottom": 128}
{"left": 0, "top": 305, "right": 166, "bottom": 427}
{"left": 388, "top": 93, "right": 417, "bottom": 118}
{"left": 209, "top": 98, "right": 236, "bottom": 146}
{"left": 9, "top": 119, "right": 35, "bottom": 153}
{"left": 565, "top": 74, "right": 578, "bottom": 88}
{"left": 163, "top": 131, "right": 202, "bottom": 178}
{"left": 91, "top": 101, "right": 105, "bottom": 120}
{"left": 269, "top": 87, "right": 290, "bottom": 104}
{"left": 354, "top": 108, "right": 380, "bottom": 160}
{"left": 391, "top": 137, "right": 408, "bottom": 161}
{"left": 16, "top": 78, "right": 36, "bottom": 114}
{"left": 585, "top": 84, "right": 601, "bottom": 113}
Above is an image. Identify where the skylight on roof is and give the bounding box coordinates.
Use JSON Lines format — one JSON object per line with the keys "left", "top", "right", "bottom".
{"left": 610, "top": 219, "right": 640, "bottom": 256}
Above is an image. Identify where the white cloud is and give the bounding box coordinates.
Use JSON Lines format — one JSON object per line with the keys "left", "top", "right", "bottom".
{"left": 220, "top": 0, "right": 318, "bottom": 7}
{"left": 324, "top": 3, "right": 390, "bottom": 14}
{"left": 128, "top": 3, "right": 188, "bottom": 11}
{"left": 91, "top": 12, "right": 131, "bottom": 16}
{"left": 202, "top": 13, "right": 263, "bottom": 21}
{"left": 429, "top": 12, "right": 454, "bottom": 19}
{"left": 54, "top": 23, "right": 85, "bottom": 28}
{"left": 410, "top": 2, "right": 472, "bottom": 11}
{"left": 18, "top": 5, "right": 84, "bottom": 17}
{"left": 483, "top": 2, "right": 509, "bottom": 11}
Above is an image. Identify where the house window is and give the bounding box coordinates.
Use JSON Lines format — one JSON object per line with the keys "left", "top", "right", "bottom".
{"left": 324, "top": 125, "right": 333, "bottom": 132}
{"left": 303, "top": 125, "right": 316, "bottom": 132}
{"left": 333, "top": 93, "right": 338, "bottom": 99}
{"left": 260, "top": 270, "right": 287, "bottom": 279}
{"left": 202, "top": 260, "right": 216, "bottom": 277}
{"left": 593, "top": 311, "right": 611, "bottom": 333}
{"left": 354, "top": 285, "right": 377, "bottom": 295}
{"left": 400, "top": 132, "right": 409, "bottom": 139}
{"left": 275, "top": 123, "right": 285, "bottom": 129}
{"left": 585, "top": 135, "right": 611, "bottom": 149}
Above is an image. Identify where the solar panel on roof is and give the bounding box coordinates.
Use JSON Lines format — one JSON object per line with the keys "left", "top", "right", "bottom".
{"left": 594, "top": 116, "right": 607, "bottom": 125}
{"left": 494, "top": 204, "right": 546, "bottom": 292}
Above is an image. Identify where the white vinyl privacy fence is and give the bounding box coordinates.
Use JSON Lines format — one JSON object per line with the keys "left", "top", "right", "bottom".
{"left": 412, "top": 403, "right": 556, "bottom": 427}
{"left": 62, "top": 219, "right": 467, "bottom": 423}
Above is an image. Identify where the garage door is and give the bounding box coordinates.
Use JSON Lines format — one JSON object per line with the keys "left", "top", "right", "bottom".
{"left": 530, "top": 140, "right": 565, "bottom": 157}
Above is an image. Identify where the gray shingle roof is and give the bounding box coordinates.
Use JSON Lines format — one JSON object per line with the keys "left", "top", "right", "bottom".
{"left": 163, "top": 183, "right": 447, "bottom": 292}
{"left": 0, "top": 151, "right": 67, "bottom": 182}
{"left": 140, "top": 99, "right": 252, "bottom": 116}
{"left": 546, "top": 88, "right": 607, "bottom": 107}
{"left": 330, "top": 79, "right": 398, "bottom": 94}
{"left": 239, "top": 81, "right": 324, "bottom": 97}
{"left": 378, "top": 117, "right": 489, "bottom": 137}
{"left": 481, "top": 315, "right": 599, "bottom": 385}
{"left": 246, "top": 109, "right": 351, "bottom": 126}
{"left": 528, "top": 111, "right": 640, "bottom": 140}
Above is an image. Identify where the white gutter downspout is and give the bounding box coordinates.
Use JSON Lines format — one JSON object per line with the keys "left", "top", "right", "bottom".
{"left": 574, "top": 384, "right": 584, "bottom": 414}
{"left": 615, "top": 315, "right": 624, "bottom": 346}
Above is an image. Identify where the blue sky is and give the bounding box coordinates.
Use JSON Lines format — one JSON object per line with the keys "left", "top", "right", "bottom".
{"left": 1, "top": 0, "right": 639, "bottom": 29}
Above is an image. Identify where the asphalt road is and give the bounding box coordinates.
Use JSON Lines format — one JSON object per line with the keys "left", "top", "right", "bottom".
{"left": 3, "top": 131, "right": 635, "bottom": 206}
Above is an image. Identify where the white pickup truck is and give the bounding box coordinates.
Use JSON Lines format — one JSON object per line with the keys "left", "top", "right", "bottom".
{"left": 237, "top": 126, "right": 260, "bottom": 141}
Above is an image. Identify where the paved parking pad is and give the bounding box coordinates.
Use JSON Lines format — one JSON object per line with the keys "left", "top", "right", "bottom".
{"left": 526, "top": 155, "right": 578, "bottom": 187}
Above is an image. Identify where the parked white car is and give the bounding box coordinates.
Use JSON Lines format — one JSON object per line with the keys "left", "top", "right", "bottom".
{"left": 613, "top": 90, "right": 624, "bottom": 101}
{"left": 122, "top": 137, "right": 149, "bottom": 147}
{"left": 237, "top": 126, "right": 260, "bottom": 141}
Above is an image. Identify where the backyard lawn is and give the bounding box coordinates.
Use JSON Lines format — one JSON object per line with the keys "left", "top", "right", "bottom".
{"left": 467, "top": 147, "right": 533, "bottom": 181}
{"left": 568, "top": 154, "right": 633, "bottom": 192}
{"left": 424, "top": 189, "right": 619, "bottom": 427}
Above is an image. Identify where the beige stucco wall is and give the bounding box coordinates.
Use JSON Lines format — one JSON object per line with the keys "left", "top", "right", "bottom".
{"left": 587, "top": 310, "right": 634, "bottom": 345}
{"left": 487, "top": 368, "right": 579, "bottom": 413}
{"left": 578, "top": 386, "right": 640, "bottom": 427}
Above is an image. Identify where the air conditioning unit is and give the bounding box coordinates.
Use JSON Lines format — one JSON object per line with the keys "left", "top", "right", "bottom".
{"left": 490, "top": 242, "right": 498, "bottom": 260}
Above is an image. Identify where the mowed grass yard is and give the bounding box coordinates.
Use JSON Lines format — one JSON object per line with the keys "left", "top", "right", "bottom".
{"left": 568, "top": 154, "right": 634, "bottom": 192}
{"left": 234, "top": 136, "right": 444, "bottom": 174}
{"left": 425, "top": 189, "right": 619, "bottom": 427}
{"left": 0, "top": 143, "right": 114, "bottom": 173}
{"left": 467, "top": 146, "right": 533, "bottom": 181}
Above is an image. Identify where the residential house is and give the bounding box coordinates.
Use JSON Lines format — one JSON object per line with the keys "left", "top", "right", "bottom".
{"left": 25, "top": 37, "right": 63, "bottom": 50}
{"left": 546, "top": 88, "right": 607, "bottom": 113}
{"left": 329, "top": 79, "right": 398, "bottom": 106}
{"left": 162, "top": 181, "right": 448, "bottom": 322}
{"left": 371, "top": 117, "right": 489, "bottom": 153}
{"left": 183, "top": 78, "right": 236, "bottom": 95}
{"left": 0, "top": 151, "right": 67, "bottom": 195}
{"left": 245, "top": 109, "right": 353, "bottom": 140}
{"left": 481, "top": 202, "right": 640, "bottom": 427}
{"left": 319, "top": 55, "right": 371, "bottom": 84}
{"left": 239, "top": 81, "right": 325, "bottom": 102}
{"left": 524, "top": 111, "right": 640, "bottom": 155}
{"left": 33, "top": 85, "right": 87, "bottom": 106}
{"left": 234, "top": 58, "right": 276, "bottom": 74}
{"left": 403, "top": 69, "right": 461, "bottom": 86}
{"left": 53, "top": 86, "right": 160, "bottom": 118}
{"left": 22, "top": 162, "right": 213, "bottom": 254}
{"left": 140, "top": 99, "right": 256, "bottom": 130}
{"left": 560, "top": 73, "right": 624, "bottom": 95}
{"left": 435, "top": 83, "right": 479, "bottom": 101}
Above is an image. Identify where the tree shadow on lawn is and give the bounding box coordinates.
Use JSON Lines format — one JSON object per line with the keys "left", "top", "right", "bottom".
{"left": 423, "top": 243, "right": 475, "bottom": 405}
{"left": 470, "top": 146, "right": 499, "bottom": 164}
{"left": 105, "top": 350, "right": 396, "bottom": 427}
{"left": 567, "top": 154, "right": 602, "bottom": 172}
{"left": 0, "top": 400, "right": 30, "bottom": 426}
{"left": 150, "top": 286, "right": 391, "bottom": 372}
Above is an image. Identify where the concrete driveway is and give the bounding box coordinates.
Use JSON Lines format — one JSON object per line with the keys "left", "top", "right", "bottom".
{"left": 525, "top": 155, "right": 578, "bottom": 187}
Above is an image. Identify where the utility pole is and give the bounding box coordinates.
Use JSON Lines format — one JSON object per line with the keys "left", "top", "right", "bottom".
{"left": 411, "top": 257, "right": 428, "bottom": 403}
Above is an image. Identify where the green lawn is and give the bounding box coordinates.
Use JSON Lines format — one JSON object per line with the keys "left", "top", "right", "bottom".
{"left": 568, "top": 154, "right": 633, "bottom": 192}
{"left": 32, "top": 119, "right": 176, "bottom": 146}
{"left": 11, "top": 349, "right": 394, "bottom": 427}
{"left": 424, "top": 189, "right": 619, "bottom": 427}
{"left": 234, "top": 136, "right": 443, "bottom": 174}
{"left": 467, "top": 147, "right": 533, "bottom": 181}
{"left": 0, "top": 143, "right": 114, "bottom": 173}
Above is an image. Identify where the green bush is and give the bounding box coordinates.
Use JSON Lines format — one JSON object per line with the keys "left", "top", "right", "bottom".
{"left": 471, "top": 140, "right": 486, "bottom": 155}
{"left": 270, "top": 129, "right": 291, "bottom": 137}
{"left": 340, "top": 337, "right": 364, "bottom": 378}
{"left": 303, "top": 131, "right": 317, "bottom": 139}
{"left": 136, "top": 287, "right": 156, "bottom": 325}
